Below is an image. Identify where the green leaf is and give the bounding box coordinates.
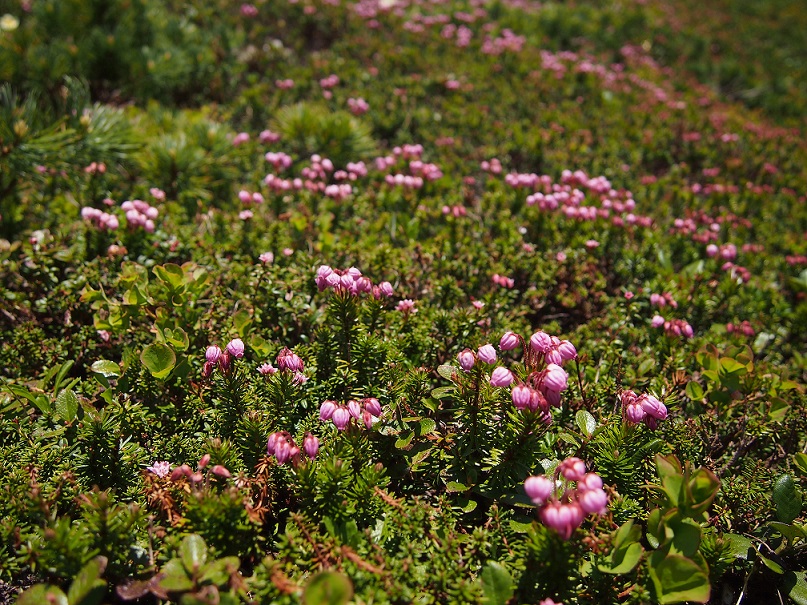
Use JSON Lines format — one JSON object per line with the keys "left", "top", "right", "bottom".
{"left": 395, "top": 430, "right": 415, "bottom": 449}
{"left": 430, "top": 386, "right": 454, "bottom": 399}
{"left": 153, "top": 263, "right": 186, "bottom": 290}
{"left": 180, "top": 534, "right": 208, "bottom": 573}
{"left": 783, "top": 571, "right": 807, "bottom": 605}
{"left": 200, "top": 556, "right": 240, "bottom": 586}
{"left": 685, "top": 381, "right": 704, "bottom": 401}
{"left": 418, "top": 418, "right": 436, "bottom": 436}
{"left": 90, "top": 360, "right": 120, "bottom": 378}
{"left": 164, "top": 327, "right": 189, "bottom": 351}
{"left": 446, "top": 481, "right": 471, "bottom": 493}
{"left": 794, "top": 453, "right": 807, "bottom": 476}
{"left": 67, "top": 556, "right": 107, "bottom": 605}
{"left": 575, "top": 410, "right": 597, "bottom": 437}
{"left": 303, "top": 571, "right": 353, "bottom": 605}
{"left": 55, "top": 389, "right": 79, "bottom": 423}
{"left": 599, "top": 541, "right": 643, "bottom": 574}
{"left": 648, "top": 553, "right": 711, "bottom": 604}
{"left": 687, "top": 468, "right": 719, "bottom": 515}
{"left": 17, "top": 585, "right": 68, "bottom": 605}
{"left": 480, "top": 562, "right": 514, "bottom": 605}
{"left": 773, "top": 475, "right": 802, "bottom": 524}
{"left": 437, "top": 364, "right": 456, "bottom": 381}
{"left": 614, "top": 520, "right": 642, "bottom": 548}
{"left": 769, "top": 521, "right": 807, "bottom": 545}
{"left": 718, "top": 357, "right": 747, "bottom": 375}
{"left": 140, "top": 343, "right": 176, "bottom": 380}
{"left": 669, "top": 518, "right": 702, "bottom": 557}
{"left": 760, "top": 553, "right": 784, "bottom": 574}
{"left": 232, "top": 308, "right": 253, "bottom": 337}
{"left": 158, "top": 559, "right": 194, "bottom": 592}
{"left": 724, "top": 533, "right": 754, "bottom": 560}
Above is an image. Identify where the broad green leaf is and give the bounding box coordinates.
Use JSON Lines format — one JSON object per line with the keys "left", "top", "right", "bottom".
{"left": 773, "top": 475, "right": 802, "bottom": 524}
{"left": 687, "top": 468, "right": 719, "bottom": 515}
{"left": 141, "top": 343, "right": 176, "bottom": 380}
{"left": 164, "top": 327, "right": 190, "bottom": 351}
{"left": 395, "top": 430, "right": 415, "bottom": 449}
{"left": 599, "top": 541, "right": 643, "bottom": 574}
{"left": 718, "top": 357, "right": 746, "bottom": 375}
{"left": 768, "top": 397, "right": 790, "bottom": 422}
{"left": 17, "top": 585, "right": 68, "bottom": 605}
{"left": 67, "top": 556, "right": 107, "bottom": 605}
{"left": 613, "top": 520, "right": 642, "bottom": 549}
{"left": 669, "top": 518, "right": 702, "bottom": 557}
{"left": 446, "top": 481, "right": 471, "bottom": 493}
{"left": 180, "top": 534, "right": 208, "bottom": 573}
{"left": 783, "top": 571, "right": 807, "bottom": 605}
{"left": 303, "top": 571, "right": 353, "bottom": 605}
{"left": 158, "top": 559, "right": 194, "bottom": 592}
{"left": 200, "top": 556, "right": 240, "bottom": 586}
{"left": 232, "top": 308, "right": 253, "bottom": 337}
{"left": 760, "top": 553, "right": 784, "bottom": 574}
{"left": 90, "top": 360, "right": 121, "bottom": 378}
{"left": 685, "top": 381, "right": 704, "bottom": 401}
{"left": 55, "top": 389, "right": 79, "bottom": 423}
{"left": 480, "top": 562, "right": 514, "bottom": 605}
{"left": 153, "top": 263, "right": 185, "bottom": 290}
{"left": 724, "top": 533, "right": 754, "bottom": 559}
{"left": 794, "top": 453, "right": 807, "bottom": 476}
{"left": 437, "top": 364, "right": 456, "bottom": 381}
{"left": 418, "top": 418, "right": 436, "bottom": 436}
{"left": 648, "top": 553, "right": 710, "bottom": 604}
{"left": 769, "top": 521, "right": 807, "bottom": 545}
{"left": 430, "top": 386, "right": 454, "bottom": 399}
{"left": 575, "top": 410, "right": 596, "bottom": 437}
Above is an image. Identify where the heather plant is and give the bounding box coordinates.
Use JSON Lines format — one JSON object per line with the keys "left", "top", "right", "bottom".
{"left": 1, "top": 0, "right": 807, "bottom": 603}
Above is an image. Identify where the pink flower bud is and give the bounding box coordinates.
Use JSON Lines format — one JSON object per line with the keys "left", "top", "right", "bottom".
{"left": 530, "top": 330, "right": 553, "bottom": 353}
{"left": 258, "top": 363, "right": 277, "bottom": 375}
{"left": 211, "top": 465, "right": 231, "bottom": 478}
{"left": 332, "top": 407, "right": 351, "bottom": 431}
{"left": 559, "top": 457, "right": 587, "bottom": 481}
{"left": 205, "top": 345, "right": 223, "bottom": 363}
{"left": 477, "top": 344, "right": 497, "bottom": 364}
{"left": 348, "top": 399, "right": 362, "bottom": 418}
{"left": 303, "top": 433, "right": 319, "bottom": 459}
{"left": 639, "top": 394, "right": 667, "bottom": 420}
{"left": 379, "top": 281, "right": 394, "bottom": 297}
{"left": 651, "top": 315, "right": 665, "bottom": 328}
{"left": 542, "top": 364, "right": 568, "bottom": 392}
{"left": 625, "top": 401, "right": 645, "bottom": 424}
{"left": 202, "top": 361, "right": 215, "bottom": 378}
{"left": 557, "top": 340, "right": 577, "bottom": 361}
{"left": 545, "top": 348, "right": 563, "bottom": 365}
{"left": 458, "top": 348, "right": 476, "bottom": 371}
{"left": 529, "top": 388, "right": 549, "bottom": 412}
{"left": 226, "top": 338, "right": 245, "bottom": 358}
{"left": 363, "top": 397, "right": 382, "bottom": 417}
{"left": 524, "top": 475, "right": 554, "bottom": 504}
{"left": 198, "top": 454, "right": 211, "bottom": 470}
{"left": 490, "top": 367, "right": 515, "bottom": 387}
{"left": 499, "top": 331, "right": 520, "bottom": 351}
{"left": 511, "top": 384, "right": 532, "bottom": 410}
{"left": 267, "top": 432, "right": 279, "bottom": 455}
{"left": 170, "top": 464, "right": 192, "bottom": 482}
{"left": 319, "top": 400, "right": 338, "bottom": 421}
{"left": 578, "top": 472, "right": 603, "bottom": 492}
{"left": 274, "top": 436, "right": 293, "bottom": 464}
{"left": 578, "top": 488, "right": 608, "bottom": 515}
{"left": 277, "top": 347, "right": 303, "bottom": 372}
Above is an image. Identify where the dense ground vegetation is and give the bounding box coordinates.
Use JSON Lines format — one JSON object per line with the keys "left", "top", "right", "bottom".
{"left": 1, "top": 0, "right": 806, "bottom": 603}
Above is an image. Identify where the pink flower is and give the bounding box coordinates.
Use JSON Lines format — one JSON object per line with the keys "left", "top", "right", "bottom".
{"left": 578, "top": 487, "right": 608, "bottom": 515}
{"left": 524, "top": 475, "right": 554, "bottom": 504}
{"left": 559, "top": 457, "right": 586, "bottom": 481}
{"left": 319, "top": 400, "right": 338, "bottom": 421}
{"left": 639, "top": 394, "right": 667, "bottom": 420}
{"left": 226, "top": 338, "right": 245, "bottom": 358}
{"left": 277, "top": 347, "right": 303, "bottom": 372}
{"left": 540, "top": 501, "right": 583, "bottom": 540}
{"left": 577, "top": 473, "right": 603, "bottom": 492}
{"left": 557, "top": 340, "right": 577, "bottom": 361}
{"left": 211, "top": 465, "right": 231, "bottom": 478}
{"left": 363, "top": 397, "right": 382, "bottom": 417}
{"left": 542, "top": 364, "right": 568, "bottom": 392}
{"left": 490, "top": 367, "right": 515, "bottom": 387}
{"left": 499, "top": 331, "right": 520, "bottom": 351}
{"left": 205, "top": 345, "right": 223, "bottom": 363}
{"left": 259, "top": 252, "right": 274, "bottom": 264}
{"left": 332, "top": 407, "right": 351, "bottom": 431}
{"left": 651, "top": 314, "right": 665, "bottom": 328}
{"left": 458, "top": 349, "right": 476, "bottom": 371}
{"left": 396, "top": 299, "right": 417, "bottom": 314}
{"left": 303, "top": 433, "right": 319, "bottom": 459}
{"left": 477, "top": 344, "right": 497, "bottom": 364}
{"left": 146, "top": 461, "right": 171, "bottom": 478}
{"left": 258, "top": 363, "right": 277, "bottom": 375}
{"left": 624, "top": 401, "right": 645, "bottom": 424}
{"left": 511, "top": 384, "right": 532, "bottom": 410}
{"left": 378, "top": 281, "right": 394, "bottom": 297}
{"left": 530, "top": 331, "right": 553, "bottom": 353}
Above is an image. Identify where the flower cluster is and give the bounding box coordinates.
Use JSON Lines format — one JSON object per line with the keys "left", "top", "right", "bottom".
{"left": 319, "top": 397, "right": 383, "bottom": 431}
{"left": 620, "top": 390, "right": 668, "bottom": 429}
{"left": 167, "top": 455, "right": 231, "bottom": 482}
{"left": 315, "top": 265, "right": 394, "bottom": 299}
{"left": 651, "top": 316, "right": 694, "bottom": 338}
{"left": 121, "top": 199, "right": 159, "bottom": 232}
{"left": 267, "top": 431, "right": 319, "bottom": 465}
{"left": 524, "top": 457, "right": 608, "bottom": 540}
{"left": 81, "top": 206, "right": 119, "bottom": 231}
{"left": 202, "top": 338, "right": 244, "bottom": 378}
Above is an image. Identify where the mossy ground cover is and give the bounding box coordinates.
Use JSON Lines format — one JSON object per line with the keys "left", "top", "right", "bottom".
{"left": 1, "top": 0, "right": 806, "bottom": 603}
